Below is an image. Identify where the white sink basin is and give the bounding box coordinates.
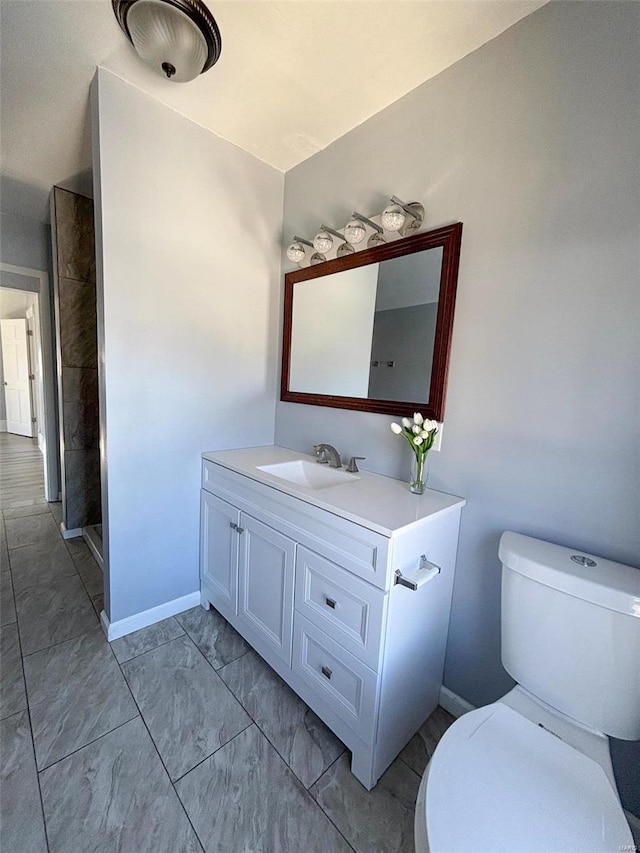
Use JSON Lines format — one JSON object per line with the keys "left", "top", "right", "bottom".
{"left": 257, "top": 460, "right": 359, "bottom": 490}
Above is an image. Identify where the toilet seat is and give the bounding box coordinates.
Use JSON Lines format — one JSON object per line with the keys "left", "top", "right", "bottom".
{"left": 423, "top": 703, "right": 633, "bottom": 853}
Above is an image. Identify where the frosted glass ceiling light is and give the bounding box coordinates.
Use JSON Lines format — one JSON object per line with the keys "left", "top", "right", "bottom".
{"left": 344, "top": 212, "right": 382, "bottom": 245}
{"left": 113, "top": 0, "right": 222, "bottom": 82}
{"left": 286, "top": 236, "right": 313, "bottom": 264}
{"left": 313, "top": 226, "right": 345, "bottom": 255}
{"left": 310, "top": 252, "right": 326, "bottom": 265}
{"left": 381, "top": 195, "right": 425, "bottom": 235}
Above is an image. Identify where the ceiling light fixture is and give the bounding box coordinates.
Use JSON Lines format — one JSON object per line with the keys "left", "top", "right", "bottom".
{"left": 112, "top": 0, "right": 222, "bottom": 82}
{"left": 381, "top": 195, "right": 425, "bottom": 234}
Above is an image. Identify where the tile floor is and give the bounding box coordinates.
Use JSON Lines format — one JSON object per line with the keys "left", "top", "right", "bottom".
{"left": 0, "top": 501, "right": 455, "bottom": 853}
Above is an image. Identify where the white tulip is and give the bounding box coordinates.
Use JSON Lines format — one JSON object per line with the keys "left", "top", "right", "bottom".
{"left": 420, "top": 430, "right": 429, "bottom": 439}
{"left": 414, "top": 412, "right": 424, "bottom": 425}
{"left": 390, "top": 422, "right": 402, "bottom": 434}
{"left": 402, "top": 417, "right": 412, "bottom": 429}
{"left": 412, "top": 424, "right": 421, "bottom": 434}
{"left": 413, "top": 435, "right": 423, "bottom": 445}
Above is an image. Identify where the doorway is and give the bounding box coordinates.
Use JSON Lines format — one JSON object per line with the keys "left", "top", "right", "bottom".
{"left": 0, "top": 264, "right": 59, "bottom": 508}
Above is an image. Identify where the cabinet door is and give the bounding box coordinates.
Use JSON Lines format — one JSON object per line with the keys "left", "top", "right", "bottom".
{"left": 200, "top": 491, "right": 240, "bottom": 618}
{"left": 238, "top": 514, "right": 295, "bottom": 667}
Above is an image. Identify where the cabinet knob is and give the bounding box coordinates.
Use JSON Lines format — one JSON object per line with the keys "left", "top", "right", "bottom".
{"left": 325, "top": 597, "right": 337, "bottom": 609}
{"left": 321, "top": 666, "right": 332, "bottom": 680}
{"left": 229, "top": 521, "right": 244, "bottom": 534}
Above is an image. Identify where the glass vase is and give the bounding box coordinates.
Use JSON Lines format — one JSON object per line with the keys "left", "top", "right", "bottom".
{"left": 410, "top": 454, "right": 428, "bottom": 494}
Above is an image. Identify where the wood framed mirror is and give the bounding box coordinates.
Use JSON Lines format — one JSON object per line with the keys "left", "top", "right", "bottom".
{"left": 280, "top": 221, "right": 463, "bottom": 420}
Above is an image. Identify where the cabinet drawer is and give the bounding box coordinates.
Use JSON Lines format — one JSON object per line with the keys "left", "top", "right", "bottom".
{"left": 292, "top": 614, "right": 377, "bottom": 741}
{"left": 294, "top": 547, "right": 386, "bottom": 671}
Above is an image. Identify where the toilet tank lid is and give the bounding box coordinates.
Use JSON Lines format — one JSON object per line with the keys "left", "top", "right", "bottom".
{"left": 499, "top": 532, "right": 640, "bottom": 617}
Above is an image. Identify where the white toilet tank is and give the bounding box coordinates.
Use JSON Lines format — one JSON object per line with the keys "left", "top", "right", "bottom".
{"left": 499, "top": 532, "right": 640, "bottom": 740}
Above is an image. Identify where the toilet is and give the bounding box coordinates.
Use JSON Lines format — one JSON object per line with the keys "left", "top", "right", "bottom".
{"left": 415, "top": 531, "right": 640, "bottom": 852}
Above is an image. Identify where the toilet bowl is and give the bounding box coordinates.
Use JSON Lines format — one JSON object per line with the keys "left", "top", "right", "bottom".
{"left": 415, "top": 532, "right": 640, "bottom": 852}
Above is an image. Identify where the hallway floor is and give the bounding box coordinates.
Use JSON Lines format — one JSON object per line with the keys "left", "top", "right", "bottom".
{"left": 0, "top": 432, "right": 46, "bottom": 510}
{"left": 0, "top": 503, "right": 454, "bottom": 853}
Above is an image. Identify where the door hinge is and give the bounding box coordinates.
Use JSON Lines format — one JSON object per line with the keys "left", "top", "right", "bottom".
{"left": 31, "top": 417, "right": 37, "bottom": 423}
{"left": 29, "top": 374, "right": 35, "bottom": 380}
{"left": 27, "top": 329, "right": 34, "bottom": 336}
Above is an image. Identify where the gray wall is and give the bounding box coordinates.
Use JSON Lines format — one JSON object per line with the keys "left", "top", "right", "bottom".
{"left": 93, "top": 69, "right": 283, "bottom": 625}
{"left": 276, "top": 2, "right": 639, "bottom": 812}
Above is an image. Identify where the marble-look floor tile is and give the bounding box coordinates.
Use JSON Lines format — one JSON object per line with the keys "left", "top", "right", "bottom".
{"left": 3, "top": 503, "right": 52, "bottom": 519}
{"left": 40, "top": 717, "right": 202, "bottom": 853}
{"left": 175, "top": 605, "right": 250, "bottom": 669}
{"left": 311, "top": 753, "right": 420, "bottom": 853}
{"left": 176, "top": 724, "right": 352, "bottom": 853}
{"left": 24, "top": 628, "right": 138, "bottom": 769}
{"left": 91, "top": 592, "right": 104, "bottom": 616}
{"left": 0, "top": 710, "right": 48, "bottom": 853}
{"left": 15, "top": 574, "right": 98, "bottom": 655}
{"left": 5, "top": 512, "right": 60, "bottom": 549}
{"left": 399, "top": 706, "right": 455, "bottom": 777}
{"left": 0, "top": 623, "right": 26, "bottom": 720}
{"left": 49, "top": 501, "right": 63, "bottom": 524}
{"left": 68, "top": 544, "right": 103, "bottom": 597}
{"left": 220, "top": 650, "right": 344, "bottom": 788}
{"left": 0, "top": 541, "right": 8, "bottom": 572}
{"left": 111, "top": 616, "right": 185, "bottom": 663}
{"left": 9, "top": 538, "right": 77, "bottom": 594}
{"left": 1, "top": 570, "right": 16, "bottom": 625}
{"left": 122, "top": 635, "right": 251, "bottom": 780}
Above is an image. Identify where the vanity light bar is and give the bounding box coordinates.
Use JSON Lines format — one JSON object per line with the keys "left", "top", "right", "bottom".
{"left": 285, "top": 194, "right": 425, "bottom": 267}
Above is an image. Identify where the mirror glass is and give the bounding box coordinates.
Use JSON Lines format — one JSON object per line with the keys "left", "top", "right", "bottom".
{"left": 281, "top": 223, "right": 462, "bottom": 420}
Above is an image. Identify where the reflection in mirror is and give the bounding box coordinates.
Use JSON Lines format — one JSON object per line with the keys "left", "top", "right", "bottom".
{"left": 289, "top": 248, "right": 443, "bottom": 403}
{"left": 281, "top": 223, "right": 462, "bottom": 420}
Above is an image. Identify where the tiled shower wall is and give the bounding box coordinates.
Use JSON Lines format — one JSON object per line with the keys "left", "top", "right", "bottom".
{"left": 50, "top": 187, "right": 101, "bottom": 531}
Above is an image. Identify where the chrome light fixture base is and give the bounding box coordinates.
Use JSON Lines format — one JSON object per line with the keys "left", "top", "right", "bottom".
{"left": 113, "top": 0, "right": 222, "bottom": 81}
{"left": 399, "top": 202, "right": 425, "bottom": 236}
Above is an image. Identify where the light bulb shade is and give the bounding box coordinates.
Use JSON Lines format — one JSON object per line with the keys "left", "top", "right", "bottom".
{"left": 336, "top": 242, "right": 355, "bottom": 258}
{"left": 310, "top": 252, "right": 326, "bottom": 265}
{"left": 286, "top": 241, "right": 306, "bottom": 263}
{"left": 368, "top": 232, "right": 386, "bottom": 249}
{"left": 381, "top": 204, "right": 406, "bottom": 232}
{"left": 344, "top": 219, "right": 366, "bottom": 245}
{"left": 113, "top": 0, "right": 222, "bottom": 82}
{"left": 313, "top": 231, "right": 333, "bottom": 254}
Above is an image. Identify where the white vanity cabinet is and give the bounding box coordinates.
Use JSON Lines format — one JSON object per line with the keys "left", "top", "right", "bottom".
{"left": 200, "top": 446, "right": 465, "bottom": 790}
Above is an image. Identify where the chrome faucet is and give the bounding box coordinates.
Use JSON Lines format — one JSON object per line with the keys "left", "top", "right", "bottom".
{"left": 313, "top": 444, "right": 342, "bottom": 468}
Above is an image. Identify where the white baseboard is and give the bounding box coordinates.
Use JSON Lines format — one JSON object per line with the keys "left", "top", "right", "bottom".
{"left": 438, "top": 685, "right": 476, "bottom": 718}
{"left": 100, "top": 591, "right": 201, "bottom": 642}
{"left": 60, "top": 522, "right": 83, "bottom": 539}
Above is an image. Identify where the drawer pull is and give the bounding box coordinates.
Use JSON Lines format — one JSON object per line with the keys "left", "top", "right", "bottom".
{"left": 321, "top": 665, "right": 332, "bottom": 680}
{"left": 325, "top": 597, "right": 337, "bottom": 609}
{"left": 229, "top": 522, "right": 245, "bottom": 534}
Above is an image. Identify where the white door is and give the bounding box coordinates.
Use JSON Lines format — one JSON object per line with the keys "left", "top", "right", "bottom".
{"left": 1, "top": 319, "right": 33, "bottom": 437}
{"left": 237, "top": 514, "right": 296, "bottom": 667}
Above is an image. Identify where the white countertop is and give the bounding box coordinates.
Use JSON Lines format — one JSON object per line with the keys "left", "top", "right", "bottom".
{"left": 202, "top": 445, "right": 465, "bottom": 537}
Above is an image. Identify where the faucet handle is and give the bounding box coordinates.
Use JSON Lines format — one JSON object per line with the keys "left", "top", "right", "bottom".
{"left": 346, "top": 456, "right": 366, "bottom": 473}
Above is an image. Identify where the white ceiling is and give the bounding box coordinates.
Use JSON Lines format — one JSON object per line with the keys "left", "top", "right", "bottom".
{"left": 0, "top": 0, "right": 547, "bottom": 223}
